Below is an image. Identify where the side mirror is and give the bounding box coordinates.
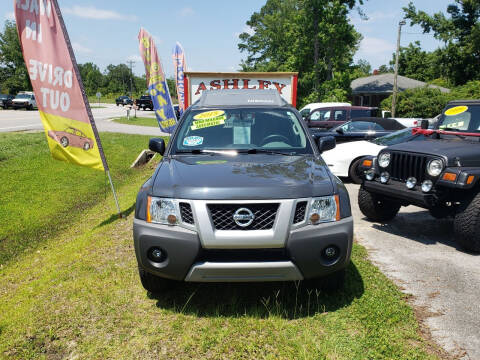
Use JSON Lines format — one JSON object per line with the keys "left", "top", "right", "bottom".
{"left": 420, "top": 119, "right": 429, "bottom": 129}
{"left": 316, "top": 135, "right": 336, "bottom": 153}
{"left": 149, "top": 138, "right": 165, "bottom": 155}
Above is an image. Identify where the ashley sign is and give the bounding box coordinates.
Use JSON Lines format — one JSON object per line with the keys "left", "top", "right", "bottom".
{"left": 184, "top": 72, "right": 298, "bottom": 108}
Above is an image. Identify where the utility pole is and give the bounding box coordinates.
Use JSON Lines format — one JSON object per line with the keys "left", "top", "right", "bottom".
{"left": 126, "top": 60, "right": 135, "bottom": 97}
{"left": 392, "top": 20, "right": 406, "bottom": 118}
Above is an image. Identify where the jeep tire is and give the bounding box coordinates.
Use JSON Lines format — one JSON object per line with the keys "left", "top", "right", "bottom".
{"left": 454, "top": 191, "right": 480, "bottom": 253}
{"left": 138, "top": 267, "right": 175, "bottom": 293}
{"left": 358, "top": 187, "right": 400, "bottom": 222}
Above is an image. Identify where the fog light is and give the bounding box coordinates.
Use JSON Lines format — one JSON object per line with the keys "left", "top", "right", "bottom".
{"left": 406, "top": 177, "right": 417, "bottom": 189}
{"left": 380, "top": 172, "right": 390, "bottom": 184}
{"left": 365, "top": 169, "right": 375, "bottom": 181}
{"left": 148, "top": 247, "right": 165, "bottom": 262}
{"left": 324, "top": 246, "right": 337, "bottom": 258}
{"left": 421, "top": 180, "right": 433, "bottom": 193}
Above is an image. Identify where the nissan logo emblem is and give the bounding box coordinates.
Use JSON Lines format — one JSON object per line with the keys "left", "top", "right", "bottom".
{"left": 233, "top": 208, "right": 255, "bottom": 227}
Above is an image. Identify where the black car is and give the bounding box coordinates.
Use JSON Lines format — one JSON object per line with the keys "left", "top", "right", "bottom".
{"left": 133, "top": 89, "right": 353, "bottom": 293}
{"left": 358, "top": 100, "right": 480, "bottom": 253}
{"left": 135, "top": 95, "right": 154, "bottom": 110}
{"left": 311, "top": 117, "right": 405, "bottom": 144}
{"left": 0, "top": 94, "right": 15, "bottom": 109}
{"left": 115, "top": 95, "right": 133, "bottom": 106}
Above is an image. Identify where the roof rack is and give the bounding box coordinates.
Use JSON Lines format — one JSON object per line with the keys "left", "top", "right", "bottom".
{"left": 195, "top": 89, "right": 289, "bottom": 107}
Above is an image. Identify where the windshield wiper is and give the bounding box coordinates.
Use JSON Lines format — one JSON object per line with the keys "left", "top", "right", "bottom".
{"left": 240, "top": 148, "right": 298, "bottom": 156}
{"left": 175, "top": 149, "right": 238, "bottom": 155}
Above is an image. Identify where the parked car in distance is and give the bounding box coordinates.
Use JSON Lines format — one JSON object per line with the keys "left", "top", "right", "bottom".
{"left": 311, "top": 117, "right": 405, "bottom": 146}
{"left": 133, "top": 89, "right": 353, "bottom": 293}
{"left": 358, "top": 100, "right": 480, "bottom": 253}
{"left": 322, "top": 127, "right": 427, "bottom": 183}
{"left": 135, "top": 95, "right": 154, "bottom": 110}
{"left": 12, "top": 92, "right": 37, "bottom": 110}
{"left": 306, "top": 106, "right": 379, "bottom": 129}
{"left": 0, "top": 94, "right": 15, "bottom": 109}
{"left": 115, "top": 95, "right": 133, "bottom": 106}
{"left": 48, "top": 127, "right": 94, "bottom": 151}
{"left": 299, "top": 102, "right": 351, "bottom": 119}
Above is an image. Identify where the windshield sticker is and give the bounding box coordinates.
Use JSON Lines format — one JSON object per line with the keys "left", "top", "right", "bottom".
{"left": 183, "top": 136, "right": 203, "bottom": 146}
{"left": 196, "top": 160, "right": 228, "bottom": 165}
{"left": 445, "top": 106, "right": 468, "bottom": 116}
{"left": 193, "top": 110, "right": 225, "bottom": 120}
{"left": 191, "top": 116, "right": 226, "bottom": 130}
{"left": 440, "top": 121, "right": 465, "bottom": 129}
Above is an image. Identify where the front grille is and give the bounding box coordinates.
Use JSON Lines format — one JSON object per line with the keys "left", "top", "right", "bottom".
{"left": 389, "top": 152, "right": 429, "bottom": 182}
{"left": 293, "top": 201, "right": 307, "bottom": 223}
{"left": 179, "top": 202, "right": 194, "bottom": 224}
{"left": 208, "top": 203, "right": 279, "bottom": 230}
{"left": 197, "top": 248, "right": 289, "bottom": 262}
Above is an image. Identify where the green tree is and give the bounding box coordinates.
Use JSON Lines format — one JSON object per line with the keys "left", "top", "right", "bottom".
{"left": 404, "top": 0, "right": 480, "bottom": 85}
{"left": 0, "top": 20, "right": 31, "bottom": 94}
{"left": 238, "top": 0, "right": 364, "bottom": 105}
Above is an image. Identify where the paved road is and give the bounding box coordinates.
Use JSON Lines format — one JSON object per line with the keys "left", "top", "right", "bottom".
{"left": 0, "top": 104, "right": 167, "bottom": 136}
{"left": 346, "top": 183, "right": 480, "bottom": 360}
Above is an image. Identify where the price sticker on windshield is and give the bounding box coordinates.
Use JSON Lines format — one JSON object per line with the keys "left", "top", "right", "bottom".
{"left": 445, "top": 106, "right": 468, "bottom": 116}
{"left": 191, "top": 110, "right": 226, "bottom": 130}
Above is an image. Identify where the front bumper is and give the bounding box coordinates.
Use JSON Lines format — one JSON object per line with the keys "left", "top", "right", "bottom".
{"left": 133, "top": 217, "right": 353, "bottom": 282}
{"left": 12, "top": 102, "right": 28, "bottom": 109}
{"left": 363, "top": 179, "right": 437, "bottom": 208}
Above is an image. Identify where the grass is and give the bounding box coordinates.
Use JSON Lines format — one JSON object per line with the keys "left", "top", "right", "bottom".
{"left": 0, "top": 131, "right": 164, "bottom": 266}
{"left": 0, "top": 135, "right": 444, "bottom": 359}
{"left": 112, "top": 116, "right": 159, "bottom": 127}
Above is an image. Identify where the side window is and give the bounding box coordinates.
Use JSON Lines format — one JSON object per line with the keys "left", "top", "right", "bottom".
{"left": 310, "top": 110, "right": 330, "bottom": 121}
{"left": 334, "top": 110, "right": 347, "bottom": 121}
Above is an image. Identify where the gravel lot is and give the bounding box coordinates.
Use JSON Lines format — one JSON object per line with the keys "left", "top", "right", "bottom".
{"left": 347, "top": 183, "right": 480, "bottom": 360}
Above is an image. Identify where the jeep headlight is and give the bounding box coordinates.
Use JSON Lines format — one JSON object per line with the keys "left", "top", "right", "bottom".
{"left": 378, "top": 152, "right": 391, "bottom": 168}
{"left": 308, "top": 195, "right": 340, "bottom": 224}
{"left": 427, "top": 159, "right": 443, "bottom": 177}
{"left": 147, "top": 197, "right": 179, "bottom": 225}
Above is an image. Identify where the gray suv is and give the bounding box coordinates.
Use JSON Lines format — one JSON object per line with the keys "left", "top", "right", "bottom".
{"left": 133, "top": 90, "right": 353, "bottom": 293}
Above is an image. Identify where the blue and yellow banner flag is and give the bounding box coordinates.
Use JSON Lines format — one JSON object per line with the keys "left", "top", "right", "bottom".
{"left": 138, "top": 28, "right": 177, "bottom": 133}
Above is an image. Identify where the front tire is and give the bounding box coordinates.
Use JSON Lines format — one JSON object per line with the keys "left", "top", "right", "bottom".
{"left": 138, "top": 267, "right": 175, "bottom": 293}
{"left": 349, "top": 158, "right": 364, "bottom": 184}
{"left": 454, "top": 191, "right": 480, "bottom": 252}
{"left": 358, "top": 187, "right": 400, "bottom": 222}
{"left": 60, "top": 136, "right": 69, "bottom": 148}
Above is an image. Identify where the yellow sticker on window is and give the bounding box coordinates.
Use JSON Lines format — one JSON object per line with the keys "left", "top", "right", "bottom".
{"left": 193, "top": 110, "right": 225, "bottom": 120}
{"left": 191, "top": 110, "right": 227, "bottom": 130}
{"left": 445, "top": 106, "right": 468, "bottom": 116}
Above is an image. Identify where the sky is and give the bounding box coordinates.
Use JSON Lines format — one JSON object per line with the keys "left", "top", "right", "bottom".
{"left": 3, "top": 0, "right": 454, "bottom": 77}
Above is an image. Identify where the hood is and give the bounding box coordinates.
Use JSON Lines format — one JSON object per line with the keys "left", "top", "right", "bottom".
{"left": 151, "top": 154, "right": 334, "bottom": 200}
{"left": 12, "top": 98, "right": 28, "bottom": 102}
{"left": 386, "top": 137, "right": 480, "bottom": 167}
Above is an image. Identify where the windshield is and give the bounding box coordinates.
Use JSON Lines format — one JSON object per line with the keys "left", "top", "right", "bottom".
{"left": 0, "top": 95, "right": 8, "bottom": 100}
{"left": 15, "top": 94, "right": 31, "bottom": 99}
{"left": 372, "top": 128, "right": 413, "bottom": 145}
{"left": 438, "top": 104, "right": 480, "bottom": 133}
{"left": 172, "top": 108, "right": 312, "bottom": 154}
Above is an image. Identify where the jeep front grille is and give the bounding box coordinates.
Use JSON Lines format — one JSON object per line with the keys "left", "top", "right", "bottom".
{"left": 390, "top": 152, "right": 428, "bottom": 182}
{"left": 293, "top": 201, "right": 307, "bottom": 224}
{"left": 179, "top": 202, "right": 194, "bottom": 225}
{"left": 208, "top": 203, "right": 279, "bottom": 230}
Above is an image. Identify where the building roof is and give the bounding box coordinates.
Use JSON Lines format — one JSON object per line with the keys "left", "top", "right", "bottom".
{"left": 351, "top": 73, "right": 450, "bottom": 95}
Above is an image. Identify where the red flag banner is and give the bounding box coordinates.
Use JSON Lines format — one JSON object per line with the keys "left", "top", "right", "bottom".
{"left": 14, "top": 0, "right": 107, "bottom": 171}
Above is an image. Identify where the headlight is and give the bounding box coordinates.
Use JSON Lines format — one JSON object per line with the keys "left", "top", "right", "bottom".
{"left": 427, "top": 159, "right": 443, "bottom": 177}
{"left": 378, "top": 152, "right": 391, "bottom": 168}
{"left": 147, "top": 197, "right": 179, "bottom": 225}
{"left": 308, "top": 195, "right": 340, "bottom": 224}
